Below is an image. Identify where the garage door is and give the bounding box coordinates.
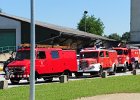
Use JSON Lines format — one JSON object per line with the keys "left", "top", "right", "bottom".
{"left": 0, "top": 29, "right": 16, "bottom": 47}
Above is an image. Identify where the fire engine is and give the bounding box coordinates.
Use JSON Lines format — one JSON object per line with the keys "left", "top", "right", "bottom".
{"left": 6, "top": 44, "right": 77, "bottom": 84}
{"left": 75, "top": 47, "right": 118, "bottom": 77}
{"left": 113, "top": 47, "right": 140, "bottom": 71}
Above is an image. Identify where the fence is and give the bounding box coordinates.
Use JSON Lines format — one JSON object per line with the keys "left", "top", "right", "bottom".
{"left": 0, "top": 46, "right": 16, "bottom": 53}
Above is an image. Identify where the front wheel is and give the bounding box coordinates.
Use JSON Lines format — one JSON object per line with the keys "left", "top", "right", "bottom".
{"left": 135, "top": 62, "right": 140, "bottom": 69}
{"left": 98, "top": 66, "right": 103, "bottom": 77}
{"left": 10, "top": 78, "right": 20, "bottom": 84}
{"left": 123, "top": 65, "right": 127, "bottom": 72}
{"left": 75, "top": 72, "right": 83, "bottom": 78}
{"left": 128, "top": 64, "right": 133, "bottom": 71}
{"left": 109, "top": 66, "right": 116, "bottom": 75}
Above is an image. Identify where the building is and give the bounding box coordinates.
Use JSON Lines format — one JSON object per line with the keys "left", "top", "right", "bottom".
{"left": 130, "top": 0, "right": 140, "bottom": 44}
{"left": 0, "top": 12, "right": 117, "bottom": 53}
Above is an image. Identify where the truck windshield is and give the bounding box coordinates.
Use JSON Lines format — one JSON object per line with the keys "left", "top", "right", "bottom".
{"left": 80, "top": 52, "right": 98, "bottom": 58}
{"left": 15, "top": 50, "right": 30, "bottom": 60}
{"left": 115, "top": 49, "right": 123, "bottom": 55}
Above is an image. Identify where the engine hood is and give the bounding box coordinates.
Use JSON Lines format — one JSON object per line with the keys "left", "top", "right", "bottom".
{"left": 80, "top": 58, "right": 97, "bottom": 64}
{"left": 8, "top": 60, "right": 30, "bottom": 67}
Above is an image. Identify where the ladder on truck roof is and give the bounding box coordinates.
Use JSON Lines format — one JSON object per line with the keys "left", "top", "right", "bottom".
{"left": 19, "top": 43, "right": 73, "bottom": 50}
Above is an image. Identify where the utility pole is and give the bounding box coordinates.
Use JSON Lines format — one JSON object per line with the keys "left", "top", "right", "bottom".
{"left": 30, "top": 0, "right": 35, "bottom": 100}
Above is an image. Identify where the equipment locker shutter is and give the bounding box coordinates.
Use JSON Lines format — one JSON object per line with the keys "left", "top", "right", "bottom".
{"left": 0, "top": 29, "right": 16, "bottom": 47}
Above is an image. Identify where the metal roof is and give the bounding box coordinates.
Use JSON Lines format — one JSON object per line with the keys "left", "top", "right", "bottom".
{"left": 0, "top": 12, "right": 116, "bottom": 41}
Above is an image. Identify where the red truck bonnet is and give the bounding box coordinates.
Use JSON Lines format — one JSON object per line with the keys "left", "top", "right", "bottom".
{"left": 80, "top": 58, "right": 97, "bottom": 64}
{"left": 7, "top": 60, "right": 30, "bottom": 67}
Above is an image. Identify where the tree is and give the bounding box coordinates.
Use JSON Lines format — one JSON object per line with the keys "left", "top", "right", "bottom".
{"left": 77, "top": 14, "right": 105, "bottom": 36}
{"left": 108, "top": 33, "right": 121, "bottom": 41}
{"left": 121, "top": 32, "right": 130, "bottom": 43}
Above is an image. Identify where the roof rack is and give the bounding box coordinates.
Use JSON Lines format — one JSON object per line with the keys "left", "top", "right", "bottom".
{"left": 19, "top": 43, "right": 72, "bottom": 49}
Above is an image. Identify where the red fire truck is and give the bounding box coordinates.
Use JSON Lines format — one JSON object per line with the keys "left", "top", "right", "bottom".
{"left": 6, "top": 44, "right": 77, "bottom": 84}
{"left": 75, "top": 47, "right": 118, "bottom": 77}
{"left": 113, "top": 47, "right": 140, "bottom": 71}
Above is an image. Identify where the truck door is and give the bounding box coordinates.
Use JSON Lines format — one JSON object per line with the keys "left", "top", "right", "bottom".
{"left": 98, "top": 51, "right": 105, "bottom": 68}
{"left": 36, "top": 51, "right": 50, "bottom": 74}
{"left": 105, "top": 51, "right": 110, "bottom": 68}
{"left": 50, "top": 50, "right": 62, "bottom": 73}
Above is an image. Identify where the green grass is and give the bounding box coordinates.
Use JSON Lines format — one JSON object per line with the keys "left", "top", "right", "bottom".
{"left": 0, "top": 75, "right": 140, "bottom": 100}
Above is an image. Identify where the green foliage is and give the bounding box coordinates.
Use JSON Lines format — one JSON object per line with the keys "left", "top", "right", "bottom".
{"left": 77, "top": 14, "right": 105, "bottom": 36}
{"left": 121, "top": 32, "right": 130, "bottom": 42}
{"left": 0, "top": 75, "right": 140, "bottom": 100}
{"left": 108, "top": 33, "right": 121, "bottom": 41}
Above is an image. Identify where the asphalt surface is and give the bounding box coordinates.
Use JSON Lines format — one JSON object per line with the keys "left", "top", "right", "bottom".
{"left": 0, "top": 69, "right": 140, "bottom": 88}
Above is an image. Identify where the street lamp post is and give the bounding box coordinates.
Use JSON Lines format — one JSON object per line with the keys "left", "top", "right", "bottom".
{"left": 84, "top": 11, "right": 88, "bottom": 32}
{"left": 30, "top": 0, "right": 35, "bottom": 100}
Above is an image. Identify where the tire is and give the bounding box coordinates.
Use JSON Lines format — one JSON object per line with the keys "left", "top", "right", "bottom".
{"left": 63, "top": 70, "right": 72, "bottom": 81}
{"left": 10, "top": 78, "right": 20, "bottom": 84}
{"left": 138, "top": 64, "right": 140, "bottom": 69}
{"left": 98, "top": 66, "right": 103, "bottom": 77}
{"left": 109, "top": 66, "right": 116, "bottom": 75}
{"left": 135, "top": 62, "right": 139, "bottom": 69}
{"left": 116, "top": 67, "right": 122, "bottom": 72}
{"left": 123, "top": 65, "right": 127, "bottom": 72}
{"left": 64, "top": 71, "right": 72, "bottom": 77}
{"left": 128, "top": 64, "right": 133, "bottom": 71}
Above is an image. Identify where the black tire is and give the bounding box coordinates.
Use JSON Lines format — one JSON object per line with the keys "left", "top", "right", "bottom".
{"left": 10, "top": 78, "right": 20, "bottom": 84}
{"left": 135, "top": 62, "right": 139, "bottom": 69}
{"left": 128, "top": 64, "right": 133, "bottom": 71}
{"left": 138, "top": 64, "right": 140, "bottom": 69}
{"left": 116, "top": 67, "right": 122, "bottom": 72}
{"left": 63, "top": 70, "right": 72, "bottom": 81}
{"left": 64, "top": 71, "right": 72, "bottom": 77}
{"left": 123, "top": 66, "right": 127, "bottom": 72}
{"left": 109, "top": 66, "right": 116, "bottom": 75}
{"left": 98, "top": 66, "right": 103, "bottom": 77}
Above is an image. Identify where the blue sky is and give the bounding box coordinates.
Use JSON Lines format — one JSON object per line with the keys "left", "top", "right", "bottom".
{"left": 0, "top": 0, "right": 130, "bottom": 36}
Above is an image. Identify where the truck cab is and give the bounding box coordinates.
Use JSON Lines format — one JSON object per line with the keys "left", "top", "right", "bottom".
{"left": 113, "top": 47, "right": 140, "bottom": 71}
{"left": 113, "top": 47, "right": 129, "bottom": 72}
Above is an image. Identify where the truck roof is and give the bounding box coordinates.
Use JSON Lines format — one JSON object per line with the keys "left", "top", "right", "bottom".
{"left": 17, "top": 47, "right": 62, "bottom": 51}
{"left": 80, "top": 49, "right": 108, "bottom": 53}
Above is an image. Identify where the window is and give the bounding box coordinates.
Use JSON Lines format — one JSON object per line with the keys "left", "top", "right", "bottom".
{"left": 15, "top": 50, "right": 30, "bottom": 60}
{"left": 106, "top": 51, "right": 109, "bottom": 57}
{"left": 37, "top": 51, "right": 46, "bottom": 59}
{"left": 51, "top": 51, "right": 59, "bottom": 59}
{"left": 116, "top": 49, "right": 123, "bottom": 55}
{"left": 124, "top": 50, "right": 128, "bottom": 55}
{"left": 80, "top": 52, "right": 98, "bottom": 58}
{"left": 99, "top": 51, "right": 104, "bottom": 57}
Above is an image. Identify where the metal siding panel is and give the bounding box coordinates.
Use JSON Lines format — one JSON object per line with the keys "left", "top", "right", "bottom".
{"left": 0, "top": 29, "right": 16, "bottom": 47}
